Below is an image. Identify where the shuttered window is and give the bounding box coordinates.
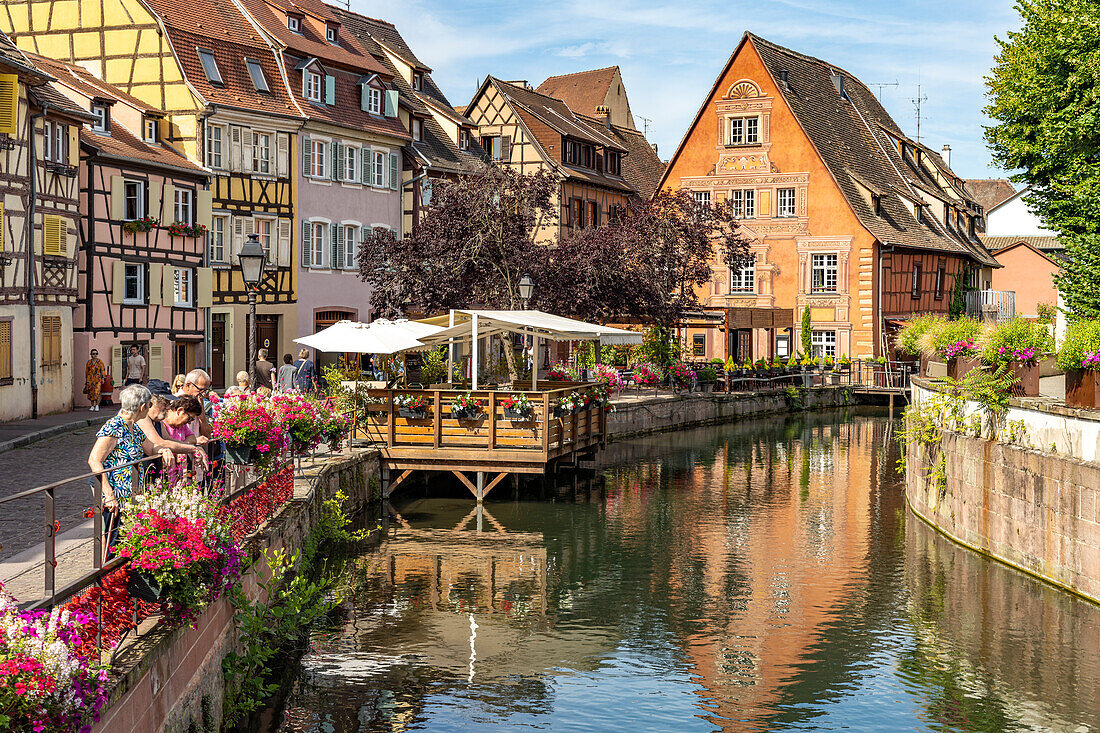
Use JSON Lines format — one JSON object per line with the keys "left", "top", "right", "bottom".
{"left": 0, "top": 74, "right": 16, "bottom": 136}
{"left": 0, "top": 319, "right": 11, "bottom": 382}
{"left": 41, "top": 315, "right": 62, "bottom": 367}
{"left": 43, "top": 215, "right": 65, "bottom": 256}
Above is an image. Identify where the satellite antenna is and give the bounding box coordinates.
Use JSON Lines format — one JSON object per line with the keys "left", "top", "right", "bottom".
{"left": 867, "top": 80, "right": 899, "bottom": 101}
{"left": 908, "top": 83, "right": 928, "bottom": 143}
{"left": 636, "top": 115, "right": 652, "bottom": 136}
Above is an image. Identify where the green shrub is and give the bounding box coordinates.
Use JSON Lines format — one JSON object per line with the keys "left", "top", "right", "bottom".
{"left": 1057, "top": 319, "right": 1100, "bottom": 371}
{"left": 980, "top": 318, "right": 1052, "bottom": 366}
{"left": 921, "top": 317, "right": 983, "bottom": 360}
{"left": 896, "top": 314, "right": 946, "bottom": 356}
{"left": 698, "top": 366, "right": 718, "bottom": 383}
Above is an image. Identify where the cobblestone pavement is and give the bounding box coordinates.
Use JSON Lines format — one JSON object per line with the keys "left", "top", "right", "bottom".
{"left": 0, "top": 427, "right": 101, "bottom": 561}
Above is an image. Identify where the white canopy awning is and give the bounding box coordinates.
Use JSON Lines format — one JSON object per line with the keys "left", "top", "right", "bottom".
{"left": 416, "top": 310, "right": 642, "bottom": 347}
{"left": 293, "top": 319, "right": 444, "bottom": 355}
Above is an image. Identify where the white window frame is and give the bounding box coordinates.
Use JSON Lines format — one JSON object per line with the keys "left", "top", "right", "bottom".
{"left": 42, "top": 121, "right": 52, "bottom": 161}
{"left": 309, "top": 221, "right": 326, "bottom": 268}
{"left": 209, "top": 214, "right": 228, "bottom": 263}
{"left": 412, "top": 72, "right": 422, "bottom": 91}
{"left": 253, "top": 216, "right": 274, "bottom": 260}
{"left": 730, "top": 189, "right": 755, "bottom": 218}
{"left": 123, "top": 262, "right": 144, "bottom": 304}
{"left": 310, "top": 138, "right": 327, "bottom": 178}
{"left": 306, "top": 71, "right": 323, "bottom": 103}
{"left": 206, "top": 124, "right": 224, "bottom": 169}
{"left": 174, "top": 188, "right": 193, "bottom": 225}
{"left": 777, "top": 188, "right": 796, "bottom": 217}
{"left": 123, "top": 180, "right": 145, "bottom": 221}
{"left": 342, "top": 223, "right": 358, "bottom": 269}
{"left": 728, "top": 116, "right": 759, "bottom": 146}
{"left": 143, "top": 117, "right": 158, "bottom": 143}
{"left": 344, "top": 144, "right": 358, "bottom": 182}
{"left": 811, "top": 330, "right": 837, "bottom": 358}
{"left": 287, "top": 15, "right": 300, "bottom": 32}
{"left": 693, "top": 190, "right": 711, "bottom": 206}
{"left": 252, "top": 131, "right": 271, "bottom": 174}
{"left": 811, "top": 253, "right": 839, "bottom": 293}
{"left": 411, "top": 118, "right": 422, "bottom": 141}
{"left": 460, "top": 129, "right": 470, "bottom": 150}
{"left": 91, "top": 106, "right": 108, "bottom": 133}
{"left": 326, "top": 25, "right": 337, "bottom": 43}
{"left": 367, "top": 87, "right": 382, "bottom": 115}
{"left": 174, "top": 267, "right": 193, "bottom": 307}
{"left": 730, "top": 255, "right": 755, "bottom": 293}
{"left": 371, "top": 150, "right": 386, "bottom": 187}
{"left": 54, "top": 124, "right": 64, "bottom": 163}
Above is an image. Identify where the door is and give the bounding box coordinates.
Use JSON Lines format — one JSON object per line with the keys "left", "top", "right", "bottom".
{"left": 257, "top": 315, "right": 279, "bottom": 361}
{"left": 735, "top": 330, "right": 752, "bottom": 363}
{"left": 314, "top": 310, "right": 354, "bottom": 373}
{"left": 173, "top": 341, "right": 194, "bottom": 380}
{"left": 211, "top": 315, "right": 226, "bottom": 389}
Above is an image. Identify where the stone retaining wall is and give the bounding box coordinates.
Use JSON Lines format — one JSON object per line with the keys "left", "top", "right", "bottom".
{"left": 94, "top": 449, "right": 381, "bottom": 733}
{"left": 906, "top": 380, "right": 1100, "bottom": 604}
{"left": 607, "top": 387, "right": 850, "bottom": 439}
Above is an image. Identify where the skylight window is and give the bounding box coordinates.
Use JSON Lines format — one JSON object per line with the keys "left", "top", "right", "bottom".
{"left": 245, "top": 59, "right": 270, "bottom": 93}
{"left": 196, "top": 48, "right": 223, "bottom": 87}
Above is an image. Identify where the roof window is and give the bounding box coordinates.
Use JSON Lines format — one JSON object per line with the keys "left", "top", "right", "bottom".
{"left": 326, "top": 24, "right": 338, "bottom": 43}
{"left": 245, "top": 59, "right": 270, "bottom": 93}
{"left": 196, "top": 48, "right": 224, "bottom": 87}
{"left": 287, "top": 15, "right": 300, "bottom": 33}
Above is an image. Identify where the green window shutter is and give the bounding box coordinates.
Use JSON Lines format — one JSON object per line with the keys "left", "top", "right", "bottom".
{"left": 302, "top": 134, "right": 312, "bottom": 177}
{"left": 330, "top": 141, "right": 338, "bottom": 181}
{"left": 325, "top": 75, "right": 335, "bottom": 105}
{"left": 301, "top": 220, "right": 311, "bottom": 268}
{"left": 333, "top": 223, "right": 344, "bottom": 269}
{"left": 389, "top": 153, "right": 399, "bottom": 191}
{"left": 334, "top": 142, "right": 344, "bottom": 181}
{"left": 361, "top": 147, "right": 371, "bottom": 185}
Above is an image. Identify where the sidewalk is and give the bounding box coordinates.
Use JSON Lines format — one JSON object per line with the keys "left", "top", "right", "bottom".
{"left": 0, "top": 405, "right": 120, "bottom": 455}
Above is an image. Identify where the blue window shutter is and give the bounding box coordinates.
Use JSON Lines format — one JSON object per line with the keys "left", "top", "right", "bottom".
{"left": 302, "top": 134, "right": 311, "bottom": 177}
{"left": 384, "top": 89, "right": 398, "bottom": 118}
{"left": 389, "top": 153, "right": 399, "bottom": 191}
{"left": 325, "top": 75, "right": 335, "bottom": 105}
{"left": 301, "top": 221, "right": 311, "bottom": 268}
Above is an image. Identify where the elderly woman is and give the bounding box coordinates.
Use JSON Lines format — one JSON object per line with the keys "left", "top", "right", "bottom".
{"left": 224, "top": 370, "right": 251, "bottom": 397}
{"left": 88, "top": 384, "right": 173, "bottom": 553}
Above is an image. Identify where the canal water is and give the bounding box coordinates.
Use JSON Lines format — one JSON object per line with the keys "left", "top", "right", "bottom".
{"left": 276, "top": 409, "right": 1100, "bottom": 732}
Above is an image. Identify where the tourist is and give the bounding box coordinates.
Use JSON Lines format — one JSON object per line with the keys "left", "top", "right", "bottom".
{"left": 225, "top": 371, "right": 251, "bottom": 396}
{"left": 87, "top": 384, "right": 172, "bottom": 555}
{"left": 251, "top": 348, "right": 275, "bottom": 391}
{"left": 179, "top": 369, "right": 215, "bottom": 440}
{"left": 277, "top": 353, "right": 297, "bottom": 392}
{"left": 123, "top": 345, "right": 146, "bottom": 386}
{"left": 83, "top": 348, "right": 106, "bottom": 412}
{"left": 171, "top": 373, "right": 186, "bottom": 394}
{"left": 140, "top": 383, "right": 209, "bottom": 483}
{"left": 292, "top": 348, "right": 318, "bottom": 392}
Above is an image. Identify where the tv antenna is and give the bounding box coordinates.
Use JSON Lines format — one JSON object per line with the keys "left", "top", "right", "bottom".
{"left": 908, "top": 83, "right": 928, "bottom": 143}
{"left": 636, "top": 114, "right": 652, "bottom": 137}
{"left": 867, "top": 80, "right": 899, "bottom": 101}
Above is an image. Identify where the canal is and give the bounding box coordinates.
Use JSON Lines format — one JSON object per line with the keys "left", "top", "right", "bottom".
{"left": 275, "top": 408, "right": 1100, "bottom": 732}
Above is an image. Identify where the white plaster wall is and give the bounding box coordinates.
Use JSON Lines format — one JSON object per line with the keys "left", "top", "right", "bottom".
{"left": 985, "top": 193, "right": 1056, "bottom": 237}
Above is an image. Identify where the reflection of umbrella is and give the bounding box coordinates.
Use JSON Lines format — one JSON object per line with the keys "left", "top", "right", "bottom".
{"left": 294, "top": 319, "right": 439, "bottom": 355}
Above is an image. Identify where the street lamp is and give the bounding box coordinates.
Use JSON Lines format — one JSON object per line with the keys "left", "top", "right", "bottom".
{"left": 517, "top": 274, "right": 534, "bottom": 310}
{"left": 237, "top": 233, "right": 268, "bottom": 380}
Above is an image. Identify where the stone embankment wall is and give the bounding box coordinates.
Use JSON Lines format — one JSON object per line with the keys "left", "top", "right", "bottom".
{"left": 93, "top": 449, "right": 381, "bottom": 733}
{"left": 906, "top": 379, "right": 1100, "bottom": 604}
{"left": 607, "top": 386, "right": 850, "bottom": 439}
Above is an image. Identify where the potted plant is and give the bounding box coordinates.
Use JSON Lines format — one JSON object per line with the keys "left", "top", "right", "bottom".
{"left": 633, "top": 362, "right": 662, "bottom": 388}
{"left": 1057, "top": 319, "right": 1100, "bottom": 409}
{"left": 697, "top": 366, "right": 718, "bottom": 392}
{"left": 595, "top": 364, "right": 622, "bottom": 394}
{"left": 271, "top": 393, "right": 323, "bottom": 454}
{"left": 981, "top": 318, "right": 1052, "bottom": 396}
{"left": 555, "top": 392, "right": 583, "bottom": 417}
{"left": 922, "top": 317, "right": 983, "bottom": 380}
{"left": 836, "top": 354, "right": 851, "bottom": 372}
{"left": 897, "top": 313, "right": 945, "bottom": 377}
{"left": 319, "top": 401, "right": 351, "bottom": 450}
{"left": 450, "top": 391, "right": 482, "bottom": 420}
{"left": 547, "top": 361, "right": 577, "bottom": 382}
{"left": 670, "top": 362, "right": 696, "bottom": 391}
{"left": 395, "top": 393, "right": 430, "bottom": 419}
{"left": 211, "top": 392, "right": 286, "bottom": 468}
{"left": 502, "top": 392, "right": 533, "bottom": 420}
{"left": 421, "top": 345, "right": 449, "bottom": 386}
{"left": 122, "top": 214, "right": 158, "bottom": 233}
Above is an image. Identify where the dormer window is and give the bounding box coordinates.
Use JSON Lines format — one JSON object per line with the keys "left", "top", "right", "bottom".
{"left": 287, "top": 15, "right": 300, "bottom": 33}
{"left": 605, "top": 149, "right": 622, "bottom": 176}
{"left": 246, "top": 59, "right": 270, "bottom": 93}
{"left": 459, "top": 129, "right": 470, "bottom": 150}
{"left": 412, "top": 72, "right": 423, "bottom": 91}
{"left": 196, "top": 48, "right": 223, "bottom": 87}
{"left": 90, "top": 104, "right": 109, "bottom": 133}
{"left": 367, "top": 87, "right": 381, "bottom": 115}
{"left": 326, "top": 24, "right": 337, "bottom": 43}
{"left": 411, "top": 118, "right": 423, "bottom": 141}
{"left": 143, "top": 116, "right": 158, "bottom": 143}
{"left": 306, "top": 70, "right": 323, "bottom": 102}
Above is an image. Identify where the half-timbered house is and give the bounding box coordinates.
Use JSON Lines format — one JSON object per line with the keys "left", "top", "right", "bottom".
{"left": 660, "top": 33, "right": 997, "bottom": 361}
{"left": 1, "top": 0, "right": 302, "bottom": 388}
{"left": 30, "top": 54, "right": 213, "bottom": 394}
{"left": 236, "top": 0, "right": 408, "bottom": 354}
{"left": 330, "top": 7, "right": 488, "bottom": 238}
{"left": 0, "top": 33, "right": 89, "bottom": 420}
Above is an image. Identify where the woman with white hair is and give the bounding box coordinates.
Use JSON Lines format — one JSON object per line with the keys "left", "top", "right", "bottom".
{"left": 88, "top": 384, "right": 173, "bottom": 554}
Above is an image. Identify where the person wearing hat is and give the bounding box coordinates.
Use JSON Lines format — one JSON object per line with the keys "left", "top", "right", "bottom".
{"left": 135, "top": 379, "right": 209, "bottom": 471}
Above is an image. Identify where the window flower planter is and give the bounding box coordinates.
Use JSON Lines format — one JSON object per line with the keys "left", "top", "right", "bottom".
{"left": 504, "top": 408, "right": 533, "bottom": 421}
{"left": 398, "top": 407, "right": 428, "bottom": 420}
{"left": 451, "top": 407, "right": 481, "bottom": 421}
{"left": 1065, "top": 369, "right": 1100, "bottom": 409}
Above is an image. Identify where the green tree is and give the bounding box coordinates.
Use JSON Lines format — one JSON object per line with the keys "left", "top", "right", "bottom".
{"left": 801, "top": 306, "right": 812, "bottom": 355}
{"left": 984, "top": 0, "right": 1100, "bottom": 317}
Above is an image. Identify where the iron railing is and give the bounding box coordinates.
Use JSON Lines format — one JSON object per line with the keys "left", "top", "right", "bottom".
{"left": 965, "top": 290, "right": 1015, "bottom": 322}
{"left": 612, "top": 360, "right": 912, "bottom": 397}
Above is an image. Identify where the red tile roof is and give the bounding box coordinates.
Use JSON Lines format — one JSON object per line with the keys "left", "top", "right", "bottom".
{"left": 536, "top": 66, "right": 619, "bottom": 118}
{"left": 964, "top": 179, "right": 1017, "bottom": 212}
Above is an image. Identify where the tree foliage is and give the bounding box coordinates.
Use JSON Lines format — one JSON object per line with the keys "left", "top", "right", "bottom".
{"left": 357, "top": 167, "right": 750, "bottom": 331}
{"left": 984, "top": 0, "right": 1100, "bottom": 317}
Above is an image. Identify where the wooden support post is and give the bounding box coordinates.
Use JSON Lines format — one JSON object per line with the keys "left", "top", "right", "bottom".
{"left": 433, "top": 390, "right": 441, "bottom": 448}
{"left": 451, "top": 470, "right": 477, "bottom": 497}
{"left": 388, "top": 469, "right": 413, "bottom": 495}
{"left": 532, "top": 334, "right": 540, "bottom": 391}
{"left": 542, "top": 392, "right": 551, "bottom": 454}
{"left": 476, "top": 471, "right": 485, "bottom": 504}
{"left": 471, "top": 314, "right": 479, "bottom": 389}
{"left": 488, "top": 391, "right": 497, "bottom": 450}
{"left": 387, "top": 389, "right": 396, "bottom": 447}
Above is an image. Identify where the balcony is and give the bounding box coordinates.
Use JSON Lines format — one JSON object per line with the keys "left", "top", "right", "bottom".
{"left": 965, "top": 290, "right": 1015, "bottom": 322}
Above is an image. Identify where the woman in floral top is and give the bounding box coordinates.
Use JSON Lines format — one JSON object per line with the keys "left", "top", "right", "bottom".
{"left": 87, "top": 384, "right": 172, "bottom": 555}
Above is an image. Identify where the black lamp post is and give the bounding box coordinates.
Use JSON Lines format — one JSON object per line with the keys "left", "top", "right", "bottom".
{"left": 237, "top": 233, "right": 268, "bottom": 380}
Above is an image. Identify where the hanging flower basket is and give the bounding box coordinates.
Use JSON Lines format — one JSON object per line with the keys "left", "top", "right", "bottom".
{"left": 223, "top": 442, "right": 256, "bottom": 465}
{"left": 501, "top": 393, "right": 533, "bottom": 421}
{"left": 395, "top": 393, "right": 429, "bottom": 419}
{"left": 449, "top": 392, "right": 482, "bottom": 420}
{"left": 126, "top": 569, "right": 166, "bottom": 603}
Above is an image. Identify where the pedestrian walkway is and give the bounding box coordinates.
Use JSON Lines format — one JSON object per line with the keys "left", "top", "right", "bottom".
{"left": 0, "top": 405, "right": 120, "bottom": 455}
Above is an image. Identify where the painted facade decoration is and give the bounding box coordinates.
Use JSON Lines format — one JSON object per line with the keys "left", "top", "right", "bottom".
{"left": 0, "top": 33, "right": 89, "bottom": 420}
{"left": 660, "top": 33, "right": 997, "bottom": 361}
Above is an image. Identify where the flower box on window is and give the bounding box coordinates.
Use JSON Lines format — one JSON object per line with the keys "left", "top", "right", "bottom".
{"left": 167, "top": 221, "right": 208, "bottom": 238}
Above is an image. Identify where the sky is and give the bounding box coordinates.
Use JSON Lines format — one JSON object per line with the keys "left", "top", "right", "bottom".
{"left": 347, "top": 0, "right": 1021, "bottom": 182}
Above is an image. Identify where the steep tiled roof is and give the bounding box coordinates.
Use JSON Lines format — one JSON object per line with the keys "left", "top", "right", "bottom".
{"left": 327, "top": 10, "right": 428, "bottom": 71}
{"left": 84, "top": 122, "right": 208, "bottom": 174}
{"left": 980, "top": 235, "right": 1062, "bottom": 251}
{"left": 493, "top": 78, "right": 625, "bottom": 151}
{"left": 0, "top": 29, "right": 44, "bottom": 77}
{"left": 327, "top": 12, "right": 430, "bottom": 117}
{"left": 142, "top": 0, "right": 300, "bottom": 117}
{"left": 410, "top": 115, "right": 487, "bottom": 175}
{"left": 744, "top": 33, "right": 997, "bottom": 267}
{"left": 536, "top": 66, "right": 618, "bottom": 118}
{"left": 578, "top": 114, "right": 665, "bottom": 199}
{"left": 965, "top": 179, "right": 1017, "bottom": 212}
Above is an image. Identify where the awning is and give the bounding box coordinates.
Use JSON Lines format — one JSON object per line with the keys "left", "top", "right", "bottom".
{"left": 416, "top": 310, "right": 643, "bottom": 347}
{"left": 293, "top": 319, "right": 443, "bottom": 354}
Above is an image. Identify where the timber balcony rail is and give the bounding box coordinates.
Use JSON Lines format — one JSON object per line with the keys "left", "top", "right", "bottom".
{"left": 355, "top": 384, "right": 607, "bottom": 471}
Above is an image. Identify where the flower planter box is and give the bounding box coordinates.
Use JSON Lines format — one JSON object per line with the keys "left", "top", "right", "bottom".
{"left": 1065, "top": 369, "right": 1100, "bottom": 409}
{"left": 224, "top": 443, "right": 256, "bottom": 465}
{"left": 698, "top": 382, "right": 715, "bottom": 393}
{"left": 553, "top": 406, "right": 571, "bottom": 419}
{"left": 398, "top": 407, "right": 428, "bottom": 419}
{"left": 504, "top": 408, "right": 533, "bottom": 421}
{"left": 1009, "top": 362, "right": 1041, "bottom": 397}
{"left": 451, "top": 407, "right": 481, "bottom": 421}
{"left": 127, "top": 570, "right": 166, "bottom": 603}
{"left": 947, "top": 356, "right": 981, "bottom": 381}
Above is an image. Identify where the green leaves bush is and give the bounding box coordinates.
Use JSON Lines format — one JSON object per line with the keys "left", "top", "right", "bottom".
{"left": 1056, "top": 319, "right": 1100, "bottom": 371}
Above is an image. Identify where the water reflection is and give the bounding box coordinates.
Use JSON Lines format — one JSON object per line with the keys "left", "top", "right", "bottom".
{"left": 278, "top": 409, "right": 1100, "bottom": 732}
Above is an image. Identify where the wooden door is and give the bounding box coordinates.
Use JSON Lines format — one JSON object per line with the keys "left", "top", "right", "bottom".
{"left": 736, "top": 330, "right": 752, "bottom": 362}
{"left": 211, "top": 315, "right": 226, "bottom": 389}
{"left": 257, "top": 316, "right": 279, "bottom": 360}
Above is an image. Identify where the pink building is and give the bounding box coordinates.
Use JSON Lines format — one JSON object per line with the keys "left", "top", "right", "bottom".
{"left": 32, "top": 56, "right": 214, "bottom": 398}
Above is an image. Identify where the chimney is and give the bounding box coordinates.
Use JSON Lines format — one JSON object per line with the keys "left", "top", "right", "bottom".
{"left": 941, "top": 144, "right": 952, "bottom": 168}
{"left": 596, "top": 104, "right": 611, "bottom": 130}
{"left": 830, "top": 71, "right": 847, "bottom": 100}
{"left": 778, "top": 70, "right": 789, "bottom": 89}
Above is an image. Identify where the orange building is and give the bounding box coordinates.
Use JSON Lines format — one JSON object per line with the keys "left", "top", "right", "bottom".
{"left": 661, "top": 33, "right": 997, "bottom": 360}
